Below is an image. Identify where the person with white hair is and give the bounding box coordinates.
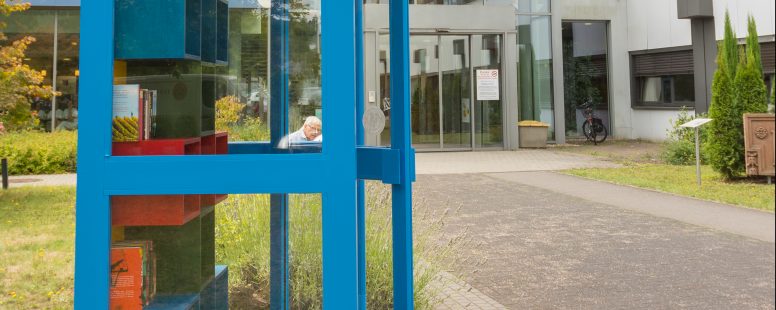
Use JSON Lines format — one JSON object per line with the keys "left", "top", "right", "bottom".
{"left": 278, "top": 116, "right": 322, "bottom": 148}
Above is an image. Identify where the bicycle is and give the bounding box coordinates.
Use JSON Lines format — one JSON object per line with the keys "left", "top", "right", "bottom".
{"left": 580, "top": 100, "right": 608, "bottom": 145}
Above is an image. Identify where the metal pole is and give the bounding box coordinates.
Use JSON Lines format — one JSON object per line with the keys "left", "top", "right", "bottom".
{"left": 355, "top": 0, "right": 367, "bottom": 308}
{"left": 2, "top": 158, "right": 8, "bottom": 190}
{"left": 695, "top": 127, "right": 701, "bottom": 186}
{"left": 51, "top": 12, "right": 59, "bottom": 132}
{"left": 389, "top": 0, "right": 415, "bottom": 307}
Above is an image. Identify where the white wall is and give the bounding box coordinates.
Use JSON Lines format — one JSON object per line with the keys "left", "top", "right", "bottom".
{"left": 627, "top": 0, "right": 693, "bottom": 51}
{"left": 631, "top": 110, "right": 692, "bottom": 141}
{"left": 713, "top": 0, "right": 776, "bottom": 40}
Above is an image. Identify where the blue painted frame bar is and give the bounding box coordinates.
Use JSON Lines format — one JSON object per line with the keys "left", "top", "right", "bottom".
{"left": 269, "top": 0, "right": 291, "bottom": 308}
{"left": 320, "top": 0, "right": 359, "bottom": 307}
{"left": 74, "top": 0, "right": 114, "bottom": 308}
{"left": 355, "top": 0, "right": 367, "bottom": 308}
{"left": 389, "top": 0, "right": 416, "bottom": 308}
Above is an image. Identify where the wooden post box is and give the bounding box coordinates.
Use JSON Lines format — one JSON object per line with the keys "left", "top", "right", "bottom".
{"left": 743, "top": 114, "right": 775, "bottom": 177}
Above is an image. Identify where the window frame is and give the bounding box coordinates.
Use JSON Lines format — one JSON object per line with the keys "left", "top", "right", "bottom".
{"left": 630, "top": 46, "right": 696, "bottom": 110}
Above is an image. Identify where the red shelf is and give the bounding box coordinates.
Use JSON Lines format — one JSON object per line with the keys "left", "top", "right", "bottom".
{"left": 111, "top": 134, "right": 229, "bottom": 226}
{"left": 112, "top": 195, "right": 201, "bottom": 226}
{"left": 113, "top": 138, "right": 202, "bottom": 156}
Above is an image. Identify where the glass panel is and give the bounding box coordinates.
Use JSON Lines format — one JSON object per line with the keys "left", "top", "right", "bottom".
{"left": 673, "top": 74, "right": 695, "bottom": 103}
{"left": 517, "top": 15, "right": 554, "bottom": 140}
{"left": 220, "top": 8, "right": 271, "bottom": 141}
{"left": 635, "top": 75, "right": 695, "bottom": 107}
{"left": 109, "top": 193, "right": 323, "bottom": 308}
{"left": 0, "top": 9, "right": 56, "bottom": 131}
{"left": 440, "top": 36, "right": 472, "bottom": 149}
{"left": 54, "top": 10, "right": 80, "bottom": 131}
{"left": 410, "top": 35, "right": 441, "bottom": 149}
{"left": 561, "top": 21, "right": 610, "bottom": 139}
{"left": 378, "top": 33, "right": 392, "bottom": 147}
{"left": 288, "top": 1, "right": 323, "bottom": 142}
{"left": 473, "top": 34, "right": 503, "bottom": 147}
{"left": 517, "top": 0, "right": 551, "bottom": 13}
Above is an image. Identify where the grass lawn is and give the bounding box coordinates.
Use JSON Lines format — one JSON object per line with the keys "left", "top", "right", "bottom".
{"left": 565, "top": 164, "right": 775, "bottom": 212}
{"left": 0, "top": 186, "right": 75, "bottom": 309}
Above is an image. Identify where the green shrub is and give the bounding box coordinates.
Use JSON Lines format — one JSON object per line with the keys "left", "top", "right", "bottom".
{"left": 216, "top": 96, "right": 244, "bottom": 132}
{"left": 0, "top": 130, "right": 77, "bottom": 175}
{"left": 663, "top": 109, "right": 709, "bottom": 165}
{"left": 226, "top": 116, "right": 271, "bottom": 142}
{"left": 216, "top": 183, "right": 468, "bottom": 309}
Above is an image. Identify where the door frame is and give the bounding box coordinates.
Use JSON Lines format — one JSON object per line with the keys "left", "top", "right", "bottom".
{"left": 374, "top": 31, "right": 508, "bottom": 152}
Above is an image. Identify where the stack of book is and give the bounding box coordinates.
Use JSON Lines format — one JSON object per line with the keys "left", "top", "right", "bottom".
{"left": 112, "top": 84, "right": 158, "bottom": 142}
{"left": 110, "top": 241, "right": 157, "bottom": 309}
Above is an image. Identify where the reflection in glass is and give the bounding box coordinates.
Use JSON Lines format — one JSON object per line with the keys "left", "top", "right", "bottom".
{"left": 378, "top": 34, "right": 392, "bottom": 146}
{"left": 516, "top": 0, "right": 551, "bottom": 13}
{"left": 55, "top": 10, "right": 80, "bottom": 131}
{"left": 517, "top": 15, "right": 554, "bottom": 140}
{"left": 410, "top": 35, "right": 441, "bottom": 149}
{"left": 561, "top": 21, "right": 610, "bottom": 138}
{"left": 473, "top": 34, "right": 503, "bottom": 147}
{"left": 441, "top": 36, "right": 472, "bottom": 149}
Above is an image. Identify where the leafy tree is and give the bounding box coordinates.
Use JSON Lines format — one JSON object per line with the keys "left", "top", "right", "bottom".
{"left": 707, "top": 44, "right": 741, "bottom": 179}
{"left": 721, "top": 12, "right": 739, "bottom": 77}
{"left": 0, "top": 1, "right": 55, "bottom": 130}
{"left": 707, "top": 12, "right": 768, "bottom": 180}
{"left": 745, "top": 16, "right": 762, "bottom": 76}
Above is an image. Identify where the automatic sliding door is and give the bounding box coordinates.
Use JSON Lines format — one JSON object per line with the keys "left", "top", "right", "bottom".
{"left": 410, "top": 36, "right": 441, "bottom": 149}
{"left": 473, "top": 34, "right": 503, "bottom": 148}
{"left": 440, "top": 36, "right": 472, "bottom": 149}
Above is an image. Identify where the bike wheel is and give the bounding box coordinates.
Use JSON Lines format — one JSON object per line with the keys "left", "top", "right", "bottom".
{"left": 582, "top": 121, "right": 594, "bottom": 142}
{"left": 592, "top": 122, "right": 608, "bottom": 143}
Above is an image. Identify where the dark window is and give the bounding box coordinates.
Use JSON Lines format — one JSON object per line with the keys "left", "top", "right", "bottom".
{"left": 631, "top": 48, "right": 695, "bottom": 108}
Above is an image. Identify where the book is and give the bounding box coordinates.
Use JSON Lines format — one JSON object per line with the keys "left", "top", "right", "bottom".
{"left": 113, "top": 85, "right": 158, "bottom": 142}
{"left": 110, "top": 241, "right": 157, "bottom": 309}
{"left": 113, "top": 85, "right": 141, "bottom": 142}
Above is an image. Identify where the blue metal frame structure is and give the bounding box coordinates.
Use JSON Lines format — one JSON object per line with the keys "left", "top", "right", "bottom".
{"left": 75, "top": 0, "right": 414, "bottom": 308}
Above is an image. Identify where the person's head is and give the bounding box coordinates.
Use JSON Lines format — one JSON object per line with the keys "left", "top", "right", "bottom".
{"left": 302, "top": 116, "right": 322, "bottom": 141}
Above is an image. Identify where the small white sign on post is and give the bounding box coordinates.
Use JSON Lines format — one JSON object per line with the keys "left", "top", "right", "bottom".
{"left": 476, "top": 69, "right": 500, "bottom": 101}
{"left": 680, "top": 118, "right": 713, "bottom": 186}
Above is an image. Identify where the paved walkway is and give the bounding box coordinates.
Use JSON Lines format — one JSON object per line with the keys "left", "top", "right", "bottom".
{"left": 7, "top": 174, "right": 76, "bottom": 188}
{"left": 416, "top": 150, "right": 618, "bottom": 175}
{"left": 417, "top": 171, "right": 775, "bottom": 309}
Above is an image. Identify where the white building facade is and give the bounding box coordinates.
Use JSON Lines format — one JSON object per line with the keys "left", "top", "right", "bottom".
{"left": 364, "top": 0, "right": 775, "bottom": 149}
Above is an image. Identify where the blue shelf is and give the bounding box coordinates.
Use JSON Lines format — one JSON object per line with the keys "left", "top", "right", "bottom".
{"left": 144, "top": 266, "right": 228, "bottom": 310}
{"left": 201, "top": 0, "right": 217, "bottom": 63}
{"left": 115, "top": 0, "right": 202, "bottom": 60}
{"left": 216, "top": 0, "right": 229, "bottom": 65}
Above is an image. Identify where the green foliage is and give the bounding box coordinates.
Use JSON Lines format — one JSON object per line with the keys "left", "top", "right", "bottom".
{"left": 226, "top": 116, "right": 271, "bottom": 142}
{"left": 662, "top": 109, "right": 709, "bottom": 165}
{"left": 722, "top": 12, "right": 739, "bottom": 77}
{"left": 216, "top": 184, "right": 468, "bottom": 309}
{"left": 0, "top": 2, "right": 57, "bottom": 130}
{"left": 0, "top": 130, "right": 77, "bottom": 175}
{"left": 565, "top": 164, "right": 775, "bottom": 211}
{"left": 745, "top": 16, "right": 762, "bottom": 76}
{"left": 735, "top": 53, "right": 768, "bottom": 115}
{"left": 707, "top": 42, "right": 741, "bottom": 180}
{"left": 215, "top": 96, "right": 244, "bottom": 132}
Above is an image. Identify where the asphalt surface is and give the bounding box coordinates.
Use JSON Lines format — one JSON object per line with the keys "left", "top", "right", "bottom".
{"left": 415, "top": 172, "right": 775, "bottom": 309}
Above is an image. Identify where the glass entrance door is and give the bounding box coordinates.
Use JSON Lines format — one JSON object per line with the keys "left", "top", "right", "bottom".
{"left": 440, "top": 35, "right": 472, "bottom": 149}
{"left": 378, "top": 33, "right": 503, "bottom": 150}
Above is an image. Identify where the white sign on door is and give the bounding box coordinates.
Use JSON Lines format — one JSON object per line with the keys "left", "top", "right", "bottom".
{"left": 476, "top": 69, "right": 500, "bottom": 101}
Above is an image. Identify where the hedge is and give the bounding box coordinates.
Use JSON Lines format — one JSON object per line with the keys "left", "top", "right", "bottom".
{"left": 0, "top": 130, "right": 77, "bottom": 175}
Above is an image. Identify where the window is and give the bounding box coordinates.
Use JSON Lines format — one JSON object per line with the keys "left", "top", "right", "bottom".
{"left": 631, "top": 48, "right": 695, "bottom": 108}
